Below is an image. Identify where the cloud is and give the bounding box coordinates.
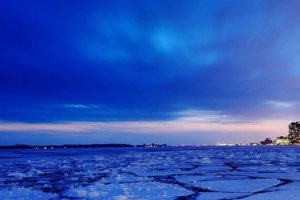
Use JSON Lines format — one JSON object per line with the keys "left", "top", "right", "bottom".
{"left": 266, "top": 101, "right": 295, "bottom": 108}
{"left": 63, "top": 104, "right": 89, "bottom": 109}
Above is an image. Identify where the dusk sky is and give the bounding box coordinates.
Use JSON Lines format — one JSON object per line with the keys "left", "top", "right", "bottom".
{"left": 1, "top": 1, "right": 300, "bottom": 145}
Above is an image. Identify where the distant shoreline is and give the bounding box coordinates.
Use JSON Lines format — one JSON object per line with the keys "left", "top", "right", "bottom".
{"left": 0, "top": 144, "right": 133, "bottom": 149}
{"left": 0, "top": 144, "right": 295, "bottom": 150}
{"left": 0, "top": 143, "right": 168, "bottom": 149}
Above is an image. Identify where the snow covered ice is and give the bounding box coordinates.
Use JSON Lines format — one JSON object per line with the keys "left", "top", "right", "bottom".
{"left": 1, "top": 146, "right": 300, "bottom": 199}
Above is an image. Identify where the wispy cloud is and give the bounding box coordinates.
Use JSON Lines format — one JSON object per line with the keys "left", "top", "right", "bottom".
{"left": 63, "top": 104, "right": 89, "bottom": 109}
{"left": 265, "top": 101, "right": 295, "bottom": 108}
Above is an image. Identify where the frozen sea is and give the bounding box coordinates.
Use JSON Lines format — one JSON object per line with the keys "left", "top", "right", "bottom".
{"left": 1, "top": 146, "right": 300, "bottom": 199}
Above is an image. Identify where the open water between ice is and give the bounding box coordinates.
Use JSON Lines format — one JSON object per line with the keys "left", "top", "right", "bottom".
{"left": 1, "top": 146, "right": 300, "bottom": 199}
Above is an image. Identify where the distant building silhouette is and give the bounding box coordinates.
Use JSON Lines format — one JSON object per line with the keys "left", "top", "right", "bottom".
{"left": 260, "top": 137, "right": 272, "bottom": 145}
{"left": 275, "top": 136, "right": 289, "bottom": 145}
{"left": 288, "top": 121, "right": 300, "bottom": 144}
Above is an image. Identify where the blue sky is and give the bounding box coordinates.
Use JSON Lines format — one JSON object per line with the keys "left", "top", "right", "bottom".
{"left": 1, "top": 0, "right": 300, "bottom": 145}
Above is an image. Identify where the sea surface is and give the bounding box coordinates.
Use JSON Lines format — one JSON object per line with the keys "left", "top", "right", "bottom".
{"left": 1, "top": 146, "right": 300, "bottom": 199}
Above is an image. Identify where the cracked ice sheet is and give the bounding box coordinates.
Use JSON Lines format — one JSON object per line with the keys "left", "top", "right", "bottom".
{"left": 237, "top": 165, "right": 292, "bottom": 173}
{"left": 0, "top": 187, "right": 58, "bottom": 200}
{"left": 277, "top": 181, "right": 300, "bottom": 190}
{"left": 135, "top": 165, "right": 232, "bottom": 177}
{"left": 242, "top": 190, "right": 300, "bottom": 200}
{"left": 218, "top": 171, "right": 300, "bottom": 181}
{"left": 99, "top": 174, "right": 152, "bottom": 183}
{"left": 191, "top": 165, "right": 232, "bottom": 173}
{"left": 135, "top": 170, "right": 193, "bottom": 177}
{"left": 175, "top": 174, "right": 248, "bottom": 184}
{"left": 190, "top": 179, "right": 281, "bottom": 193}
{"left": 248, "top": 173, "right": 300, "bottom": 181}
{"left": 63, "top": 181, "right": 193, "bottom": 199}
{"left": 149, "top": 164, "right": 194, "bottom": 170}
{"left": 195, "top": 192, "right": 252, "bottom": 200}
{"left": 175, "top": 175, "right": 219, "bottom": 183}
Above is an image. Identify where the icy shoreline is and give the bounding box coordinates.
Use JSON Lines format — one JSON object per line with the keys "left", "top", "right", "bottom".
{"left": 1, "top": 146, "right": 300, "bottom": 199}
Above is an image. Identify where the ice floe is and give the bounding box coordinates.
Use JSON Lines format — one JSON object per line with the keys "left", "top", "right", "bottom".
{"left": 248, "top": 172, "right": 300, "bottom": 181}
{"left": 0, "top": 187, "right": 58, "bottom": 199}
{"left": 278, "top": 181, "right": 300, "bottom": 190}
{"left": 191, "top": 165, "right": 232, "bottom": 173}
{"left": 242, "top": 190, "right": 300, "bottom": 200}
{"left": 195, "top": 192, "right": 252, "bottom": 200}
{"left": 190, "top": 179, "right": 281, "bottom": 193}
{"left": 237, "top": 165, "right": 292, "bottom": 173}
{"left": 175, "top": 175, "right": 219, "bottom": 183}
{"left": 99, "top": 174, "right": 152, "bottom": 183}
{"left": 135, "top": 170, "right": 191, "bottom": 177}
{"left": 64, "top": 181, "right": 193, "bottom": 199}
